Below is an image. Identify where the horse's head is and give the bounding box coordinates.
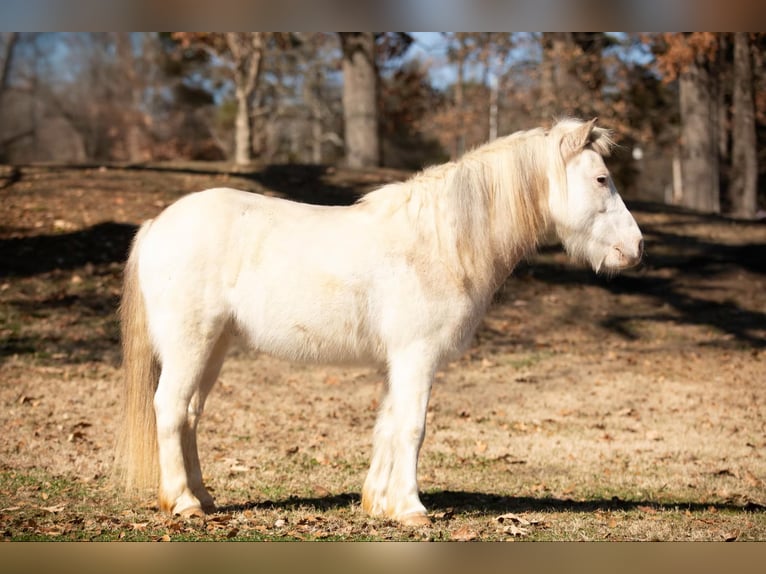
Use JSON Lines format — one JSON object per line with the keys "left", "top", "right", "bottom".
{"left": 547, "top": 118, "right": 643, "bottom": 273}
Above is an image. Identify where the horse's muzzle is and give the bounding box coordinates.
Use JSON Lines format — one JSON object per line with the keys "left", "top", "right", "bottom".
{"left": 612, "top": 237, "right": 644, "bottom": 269}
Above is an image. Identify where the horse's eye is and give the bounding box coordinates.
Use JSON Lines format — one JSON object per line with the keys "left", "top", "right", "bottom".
{"left": 596, "top": 176, "right": 608, "bottom": 186}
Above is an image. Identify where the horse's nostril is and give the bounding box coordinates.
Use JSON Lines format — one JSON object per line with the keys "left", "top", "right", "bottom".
{"left": 637, "top": 238, "right": 644, "bottom": 256}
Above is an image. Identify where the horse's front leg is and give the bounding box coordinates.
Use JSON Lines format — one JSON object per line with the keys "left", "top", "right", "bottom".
{"left": 362, "top": 346, "right": 436, "bottom": 526}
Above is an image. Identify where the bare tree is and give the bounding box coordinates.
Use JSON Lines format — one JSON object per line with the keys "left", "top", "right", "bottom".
{"left": 226, "top": 33, "right": 265, "bottom": 166}
{"left": 115, "top": 33, "right": 150, "bottom": 162}
{"left": 173, "top": 33, "right": 265, "bottom": 166}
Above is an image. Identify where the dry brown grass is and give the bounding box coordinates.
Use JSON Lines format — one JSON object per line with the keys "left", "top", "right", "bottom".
{"left": 1, "top": 163, "right": 764, "bottom": 540}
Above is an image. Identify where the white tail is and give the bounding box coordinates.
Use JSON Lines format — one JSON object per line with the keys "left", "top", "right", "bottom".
{"left": 113, "top": 221, "right": 160, "bottom": 492}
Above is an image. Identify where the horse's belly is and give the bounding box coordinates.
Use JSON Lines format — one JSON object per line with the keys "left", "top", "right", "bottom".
{"left": 240, "top": 318, "right": 384, "bottom": 365}
{"left": 231, "top": 285, "right": 384, "bottom": 365}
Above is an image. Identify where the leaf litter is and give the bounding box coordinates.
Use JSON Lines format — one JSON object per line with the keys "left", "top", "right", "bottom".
{"left": 2, "top": 165, "right": 766, "bottom": 540}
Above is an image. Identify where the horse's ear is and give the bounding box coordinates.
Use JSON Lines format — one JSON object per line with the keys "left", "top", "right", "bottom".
{"left": 560, "top": 118, "right": 598, "bottom": 161}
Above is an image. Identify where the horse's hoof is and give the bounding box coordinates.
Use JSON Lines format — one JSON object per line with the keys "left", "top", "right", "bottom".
{"left": 399, "top": 512, "right": 431, "bottom": 527}
{"left": 177, "top": 505, "right": 206, "bottom": 519}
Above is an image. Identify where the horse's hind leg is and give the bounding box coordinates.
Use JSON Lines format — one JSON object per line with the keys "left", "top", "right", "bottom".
{"left": 153, "top": 325, "right": 227, "bottom": 517}
{"left": 183, "top": 330, "right": 231, "bottom": 513}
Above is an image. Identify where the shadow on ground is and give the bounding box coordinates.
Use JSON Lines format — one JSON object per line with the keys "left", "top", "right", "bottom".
{"left": 219, "top": 490, "right": 765, "bottom": 516}
{"left": 2, "top": 164, "right": 764, "bottom": 367}
{"left": 0, "top": 221, "right": 137, "bottom": 278}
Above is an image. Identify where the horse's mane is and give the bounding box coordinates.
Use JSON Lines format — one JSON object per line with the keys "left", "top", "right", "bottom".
{"left": 360, "top": 118, "right": 615, "bottom": 290}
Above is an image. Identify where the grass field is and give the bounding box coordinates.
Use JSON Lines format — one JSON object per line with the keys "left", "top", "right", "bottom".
{"left": 1, "top": 163, "right": 765, "bottom": 541}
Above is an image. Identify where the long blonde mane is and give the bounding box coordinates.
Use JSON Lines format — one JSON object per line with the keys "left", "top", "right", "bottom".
{"left": 361, "top": 119, "right": 615, "bottom": 290}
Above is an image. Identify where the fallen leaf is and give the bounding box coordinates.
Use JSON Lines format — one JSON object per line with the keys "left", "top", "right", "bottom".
{"left": 451, "top": 526, "right": 478, "bottom": 541}
{"left": 496, "top": 513, "right": 530, "bottom": 526}
{"left": 166, "top": 520, "right": 184, "bottom": 532}
{"left": 207, "top": 513, "right": 233, "bottom": 524}
{"left": 723, "top": 530, "right": 739, "bottom": 542}
{"left": 313, "top": 484, "right": 331, "bottom": 497}
{"left": 297, "top": 515, "right": 323, "bottom": 526}
{"left": 40, "top": 504, "right": 66, "bottom": 513}
{"left": 53, "top": 219, "right": 77, "bottom": 231}
{"left": 432, "top": 509, "right": 455, "bottom": 521}
{"left": 38, "top": 525, "right": 65, "bottom": 536}
{"left": 503, "top": 524, "right": 529, "bottom": 537}
{"left": 286, "top": 530, "right": 307, "bottom": 540}
{"left": 67, "top": 431, "right": 86, "bottom": 442}
{"left": 743, "top": 470, "right": 762, "bottom": 487}
{"left": 313, "top": 453, "right": 331, "bottom": 466}
{"left": 712, "top": 468, "right": 737, "bottom": 479}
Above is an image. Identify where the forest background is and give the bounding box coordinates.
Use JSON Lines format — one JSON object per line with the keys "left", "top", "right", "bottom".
{"left": 1, "top": 32, "right": 764, "bottom": 218}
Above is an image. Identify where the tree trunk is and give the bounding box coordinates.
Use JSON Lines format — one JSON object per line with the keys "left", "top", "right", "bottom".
{"left": 728, "top": 33, "right": 758, "bottom": 218}
{"left": 678, "top": 53, "right": 720, "bottom": 213}
{"left": 452, "top": 34, "right": 468, "bottom": 158}
{"left": 540, "top": 33, "right": 575, "bottom": 120}
{"left": 1, "top": 32, "right": 18, "bottom": 90}
{"left": 233, "top": 88, "right": 251, "bottom": 166}
{"left": 488, "top": 73, "right": 498, "bottom": 142}
{"left": 115, "top": 33, "right": 145, "bottom": 162}
{"left": 340, "top": 32, "right": 379, "bottom": 168}
{"left": 308, "top": 69, "right": 323, "bottom": 164}
{"left": 226, "top": 33, "right": 264, "bottom": 166}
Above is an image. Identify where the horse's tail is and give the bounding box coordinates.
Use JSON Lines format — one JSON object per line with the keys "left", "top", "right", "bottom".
{"left": 114, "top": 220, "right": 160, "bottom": 492}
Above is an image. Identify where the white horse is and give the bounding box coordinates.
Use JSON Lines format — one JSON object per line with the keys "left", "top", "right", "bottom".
{"left": 115, "top": 118, "right": 643, "bottom": 526}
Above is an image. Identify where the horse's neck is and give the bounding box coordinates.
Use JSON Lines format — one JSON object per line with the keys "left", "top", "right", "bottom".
{"left": 403, "top": 169, "right": 545, "bottom": 301}
{"left": 447, "top": 159, "right": 548, "bottom": 294}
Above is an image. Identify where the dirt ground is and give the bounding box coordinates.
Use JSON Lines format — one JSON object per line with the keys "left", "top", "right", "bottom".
{"left": 0, "top": 162, "right": 764, "bottom": 541}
